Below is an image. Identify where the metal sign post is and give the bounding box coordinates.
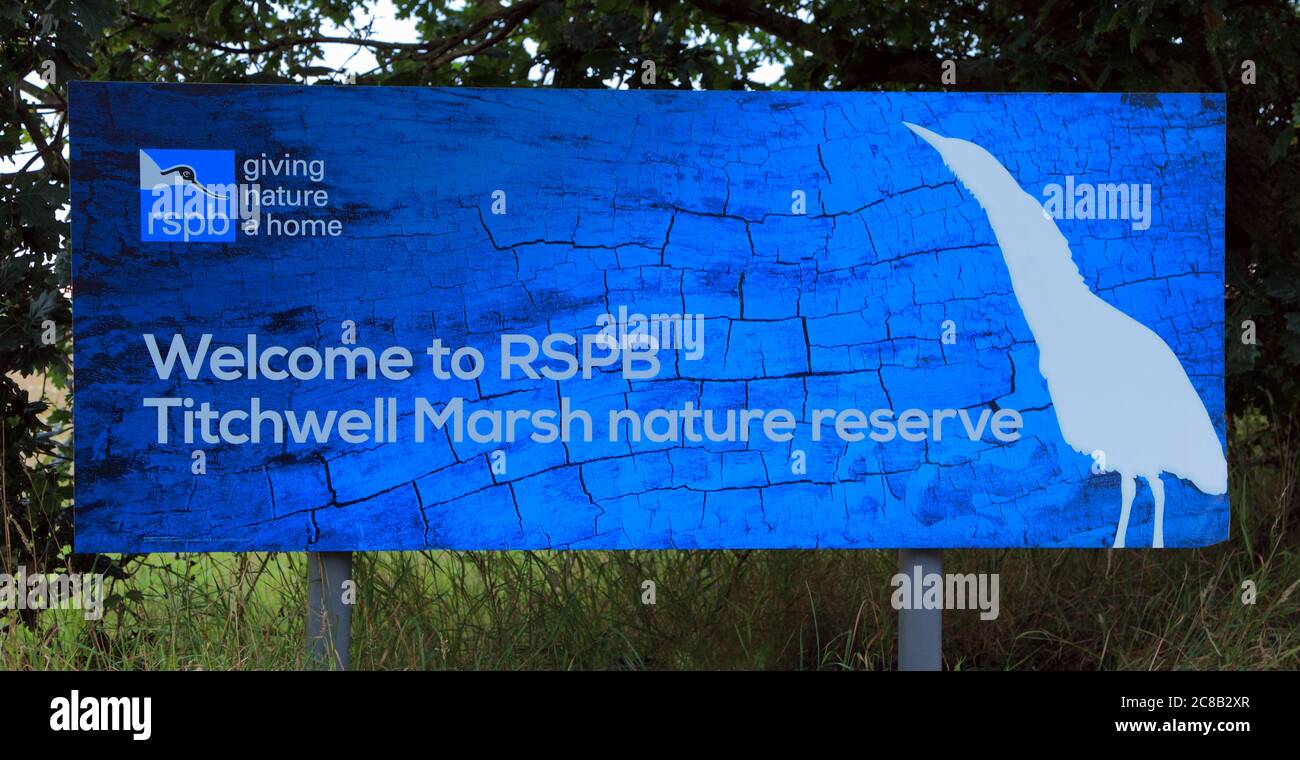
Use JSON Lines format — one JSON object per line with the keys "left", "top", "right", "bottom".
{"left": 306, "top": 551, "right": 353, "bottom": 670}
{"left": 898, "top": 549, "right": 942, "bottom": 671}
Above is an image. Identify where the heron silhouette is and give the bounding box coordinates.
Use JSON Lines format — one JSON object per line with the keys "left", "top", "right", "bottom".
{"left": 903, "top": 123, "right": 1227, "bottom": 548}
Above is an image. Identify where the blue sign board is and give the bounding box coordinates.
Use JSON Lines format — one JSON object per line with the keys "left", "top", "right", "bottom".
{"left": 71, "top": 83, "right": 1226, "bottom": 551}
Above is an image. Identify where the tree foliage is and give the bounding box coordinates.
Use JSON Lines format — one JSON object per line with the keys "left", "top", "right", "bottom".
{"left": 2, "top": 0, "right": 1297, "bottom": 583}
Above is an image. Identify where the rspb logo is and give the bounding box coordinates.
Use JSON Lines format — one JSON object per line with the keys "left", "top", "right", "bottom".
{"left": 139, "top": 148, "right": 237, "bottom": 242}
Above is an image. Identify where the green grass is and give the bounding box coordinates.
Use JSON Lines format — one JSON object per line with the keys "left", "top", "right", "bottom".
{"left": 3, "top": 417, "right": 1298, "bottom": 670}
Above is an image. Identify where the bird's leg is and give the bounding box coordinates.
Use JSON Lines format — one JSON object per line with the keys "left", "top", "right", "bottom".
{"left": 1113, "top": 473, "right": 1136, "bottom": 549}
{"left": 1147, "top": 475, "right": 1165, "bottom": 549}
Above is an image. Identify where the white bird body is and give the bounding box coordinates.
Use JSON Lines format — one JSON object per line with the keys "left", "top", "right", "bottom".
{"left": 904, "top": 123, "right": 1227, "bottom": 547}
{"left": 139, "top": 150, "right": 169, "bottom": 190}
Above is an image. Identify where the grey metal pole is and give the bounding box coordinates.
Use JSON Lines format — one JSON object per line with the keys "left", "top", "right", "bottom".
{"left": 306, "top": 551, "right": 353, "bottom": 670}
{"left": 898, "top": 548, "right": 942, "bottom": 671}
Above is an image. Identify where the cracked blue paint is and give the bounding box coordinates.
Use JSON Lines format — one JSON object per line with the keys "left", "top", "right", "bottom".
{"left": 70, "top": 84, "right": 1226, "bottom": 551}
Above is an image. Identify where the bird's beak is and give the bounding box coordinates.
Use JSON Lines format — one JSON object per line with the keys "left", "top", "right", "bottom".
{"left": 903, "top": 122, "right": 948, "bottom": 149}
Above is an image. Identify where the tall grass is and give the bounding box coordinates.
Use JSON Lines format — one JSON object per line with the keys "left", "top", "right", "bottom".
{"left": 3, "top": 415, "right": 1297, "bottom": 670}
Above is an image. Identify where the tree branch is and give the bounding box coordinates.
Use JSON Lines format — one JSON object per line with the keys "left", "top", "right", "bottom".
{"left": 684, "top": 0, "right": 829, "bottom": 54}
{"left": 179, "top": 0, "right": 540, "bottom": 71}
{"left": 682, "top": 0, "right": 1007, "bottom": 88}
{"left": 2, "top": 85, "right": 67, "bottom": 182}
{"left": 18, "top": 80, "right": 65, "bottom": 109}
{"left": 422, "top": 1, "right": 539, "bottom": 71}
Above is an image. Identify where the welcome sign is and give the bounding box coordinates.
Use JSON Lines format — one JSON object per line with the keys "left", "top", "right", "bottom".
{"left": 70, "top": 83, "right": 1226, "bottom": 552}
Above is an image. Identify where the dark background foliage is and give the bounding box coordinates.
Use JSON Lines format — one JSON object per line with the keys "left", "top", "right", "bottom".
{"left": 2, "top": 0, "right": 1297, "bottom": 583}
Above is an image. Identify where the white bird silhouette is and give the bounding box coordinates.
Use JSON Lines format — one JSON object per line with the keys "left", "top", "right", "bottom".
{"left": 903, "top": 122, "right": 1227, "bottom": 548}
